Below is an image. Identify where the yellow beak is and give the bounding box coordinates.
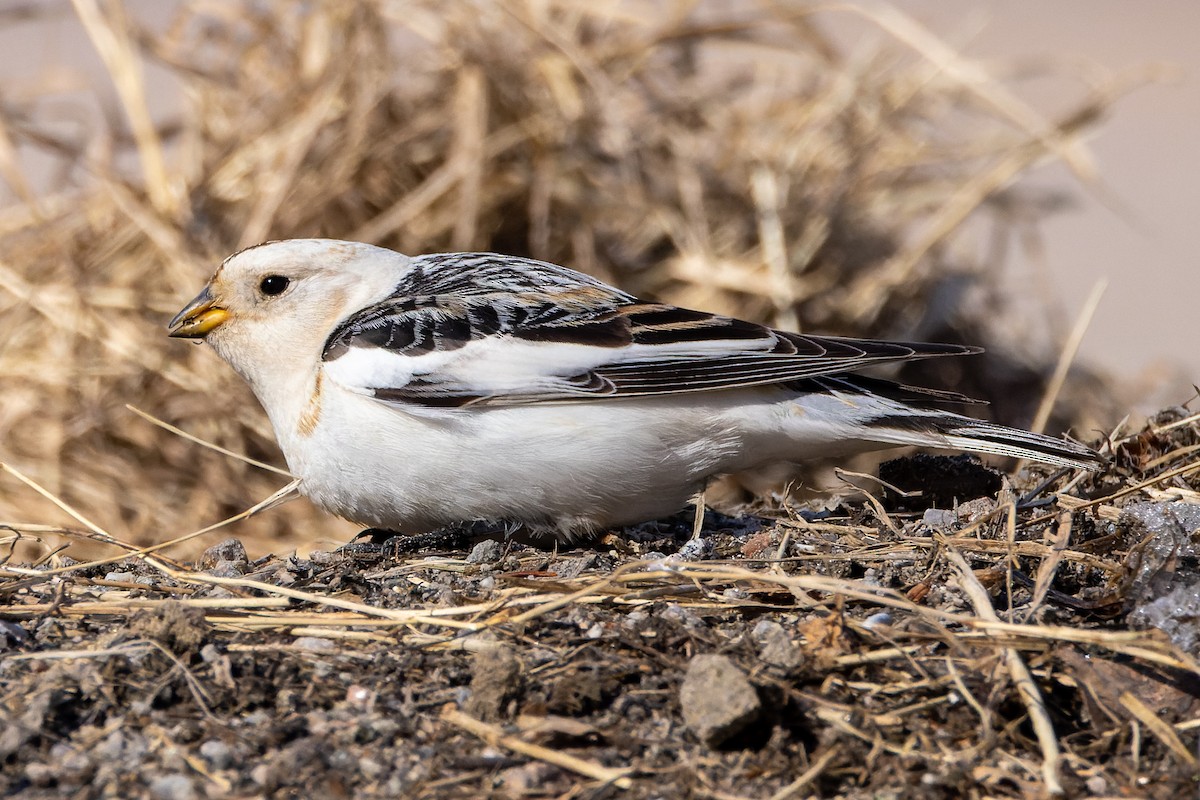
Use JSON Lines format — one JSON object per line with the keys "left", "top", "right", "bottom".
{"left": 168, "top": 285, "right": 229, "bottom": 339}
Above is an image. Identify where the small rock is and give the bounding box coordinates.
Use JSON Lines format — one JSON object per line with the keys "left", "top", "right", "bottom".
{"left": 622, "top": 610, "right": 649, "bottom": 629}
{"left": 660, "top": 603, "right": 703, "bottom": 628}
{"left": 24, "top": 762, "right": 54, "bottom": 787}
{"left": 863, "top": 611, "right": 893, "bottom": 630}
{"left": 55, "top": 749, "right": 93, "bottom": 784}
{"left": 751, "top": 619, "right": 781, "bottom": 641}
{"left": 307, "top": 549, "right": 336, "bottom": 565}
{"left": 921, "top": 508, "right": 956, "bottom": 531}
{"left": 740, "top": 531, "right": 774, "bottom": 558}
{"left": 754, "top": 622, "right": 802, "bottom": 670}
{"left": 199, "top": 739, "right": 232, "bottom": 770}
{"left": 93, "top": 730, "right": 126, "bottom": 761}
{"left": 680, "top": 654, "right": 762, "bottom": 747}
{"left": 345, "top": 684, "right": 376, "bottom": 712}
{"left": 149, "top": 774, "right": 195, "bottom": 800}
{"left": 369, "top": 718, "right": 401, "bottom": 737}
{"left": 466, "top": 539, "right": 503, "bottom": 564}
{"left": 551, "top": 554, "right": 597, "bottom": 579}
{"left": 499, "top": 762, "right": 558, "bottom": 793}
{"left": 243, "top": 710, "right": 272, "bottom": 727}
{"left": 197, "top": 538, "right": 249, "bottom": 571}
{"left": 104, "top": 571, "right": 135, "bottom": 583}
{"left": 207, "top": 559, "right": 246, "bottom": 578}
{"left": 675, "top": 537, "right": 714, "bottom": 561}
{"left": 250, "top": 764, "right": 272, "bottom": 786}
{"left": 293, "top": 636, "right": 335, "bottom": 652}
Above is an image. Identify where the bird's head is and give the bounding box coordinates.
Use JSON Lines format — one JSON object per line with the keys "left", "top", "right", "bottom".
{"left": 168, "top": 239, "right": 410, "bottom": 386}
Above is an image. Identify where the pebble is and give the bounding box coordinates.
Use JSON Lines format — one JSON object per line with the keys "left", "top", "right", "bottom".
{"left": 466, "top": 539, "right": 503, "bottom": 564}
{"left": 250, "top": 764, "right": 272, "bottom": 786}
{"left": 679, "top": 654, "right": 762, "bottom": 747}
{"left": 199, "top": 739, "right": 232, "bottom": 770}
{"left": 293, "top": 636, "right": 335, "bottom": 652}
{"left": 199, "top": 538, "right": 248, "bottom": 565}
{"left": 753, "top": 622, "right": 802, "bottom": 670}
{"left": 622, "top": 611, "right": 649, "bottom": 629}
{"left": 149, "top": 774, "right": 195, "bottom": 800}
{"left": 863, "top": 612, "right": 893, "bottom": 630}
{"left": 23, "top": 762, "right": 54, "bottom": 787}
{"left": 308, "top": 549, "right": 336, "bottom": 565}
{"left": 921, "top": 508, "right": 956, "bottom": 531}
{"left": 675, "top": 537, "right": 714, "bottom": 561}
{"left": 659, "top": 603, "right": 703, "bottom": 628}
{"left": 499, "top": 762, "right": 558, "bottom": 793}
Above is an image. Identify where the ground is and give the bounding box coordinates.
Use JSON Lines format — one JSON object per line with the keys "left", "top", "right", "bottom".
{"left": 3, "top": 409, "right": 1200, "bottom": 799}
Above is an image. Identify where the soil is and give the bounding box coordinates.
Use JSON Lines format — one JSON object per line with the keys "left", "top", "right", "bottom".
{"left": 4, "top": 410, "right": 1200, "bottom": 798}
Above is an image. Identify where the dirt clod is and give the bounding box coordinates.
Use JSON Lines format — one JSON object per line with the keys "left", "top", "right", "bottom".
{"left": 680, "top": 654, "right": 763, "bottom": 748}
{"left": 126, "top": 601, "right": 207, "bottom": 654}
{"left": 465, "top": 645, "right": 523, "bottom": 722}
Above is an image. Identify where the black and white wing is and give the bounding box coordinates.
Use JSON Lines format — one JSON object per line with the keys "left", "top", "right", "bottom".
{"left": 321, "top": 252, "right": 980, "bottom": 408}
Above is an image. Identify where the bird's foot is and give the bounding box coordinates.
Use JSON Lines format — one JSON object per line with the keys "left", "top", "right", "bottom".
{"left": 338, "top": 521, "right": 511, "bottom": 560}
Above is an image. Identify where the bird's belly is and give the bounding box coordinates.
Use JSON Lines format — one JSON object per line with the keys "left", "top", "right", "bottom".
{"left": 284, "top": 392, "right": 746, "bottom": 536}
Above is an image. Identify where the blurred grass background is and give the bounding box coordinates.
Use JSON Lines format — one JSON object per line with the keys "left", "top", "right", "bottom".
{"left": 0, "top": 0, "right": 1151, "bottom": 558}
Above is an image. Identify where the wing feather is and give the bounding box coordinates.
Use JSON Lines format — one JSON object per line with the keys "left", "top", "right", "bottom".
{"left": 320, "top": 253, "right": 980, "bottom": 407}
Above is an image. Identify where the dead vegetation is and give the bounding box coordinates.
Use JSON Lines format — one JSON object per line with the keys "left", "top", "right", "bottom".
{"left": 4, "top": 410, "right": 1200, "bottom": 797}
{"left": 1, "top": 0, "right": 1196, "bottom": 797}
{"left": 0, "top": 0, "right": 1137, "bottom": 555}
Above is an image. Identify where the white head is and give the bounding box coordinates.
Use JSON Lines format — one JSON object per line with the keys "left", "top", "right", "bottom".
{"left": 168, "top": 239, "right": 411, "bottom": 391}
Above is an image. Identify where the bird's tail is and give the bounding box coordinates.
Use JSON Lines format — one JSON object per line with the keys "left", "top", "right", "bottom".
{"left": 863, "top": 411, "right": 1103, "bottom": 471}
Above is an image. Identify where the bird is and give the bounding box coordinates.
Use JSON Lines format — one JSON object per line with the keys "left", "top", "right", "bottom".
{"left": 168, "top": 238, "right": 1101, "bottom": 540}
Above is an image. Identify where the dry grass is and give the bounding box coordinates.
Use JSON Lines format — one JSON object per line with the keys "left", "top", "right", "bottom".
{"left": 4, "top": 407, "right": 1200, "bottom": 796}
{"left": 0, "top": 0, "right": 1143, "bottom": 559}
{"left": 16, "top": 9, "right": 1199, "bottom": 796}
{"left": 7, "top": 7, "right": 1196, "bottom": 790}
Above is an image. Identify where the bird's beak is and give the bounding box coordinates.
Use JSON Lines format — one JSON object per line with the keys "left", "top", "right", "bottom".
{"left": 168, "top": 285, "right": 229, "bottom": 339}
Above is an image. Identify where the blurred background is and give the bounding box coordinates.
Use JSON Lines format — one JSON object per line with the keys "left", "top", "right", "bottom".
{"left": 0, "top": 0, "right": 1194, "bottom": 558}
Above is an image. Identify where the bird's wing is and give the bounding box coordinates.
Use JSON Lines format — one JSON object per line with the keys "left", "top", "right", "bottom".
{"left": 321, "top": 253, "right": 980, "bottom": 408}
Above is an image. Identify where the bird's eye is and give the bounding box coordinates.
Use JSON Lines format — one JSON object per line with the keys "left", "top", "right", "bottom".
{"left": 259, "top": 275, "right": 290, "bottom": 296}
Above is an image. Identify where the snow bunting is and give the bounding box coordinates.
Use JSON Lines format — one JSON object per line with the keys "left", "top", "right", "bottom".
{"left": 169, "top": 239, "right": 1100, "bottom": 538}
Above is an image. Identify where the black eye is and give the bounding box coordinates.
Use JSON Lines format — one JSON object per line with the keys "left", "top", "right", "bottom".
{"left": 259, "top": 275, "right": 290, "bottom": 296}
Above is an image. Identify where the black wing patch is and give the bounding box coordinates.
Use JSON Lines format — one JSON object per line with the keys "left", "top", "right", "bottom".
{"left": 322, "top": 294, "right": 635, "bottom": 360}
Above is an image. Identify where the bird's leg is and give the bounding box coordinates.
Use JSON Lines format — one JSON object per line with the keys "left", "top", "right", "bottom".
{"left": 689, "top": 490, "right": 707, "bottom": 540}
